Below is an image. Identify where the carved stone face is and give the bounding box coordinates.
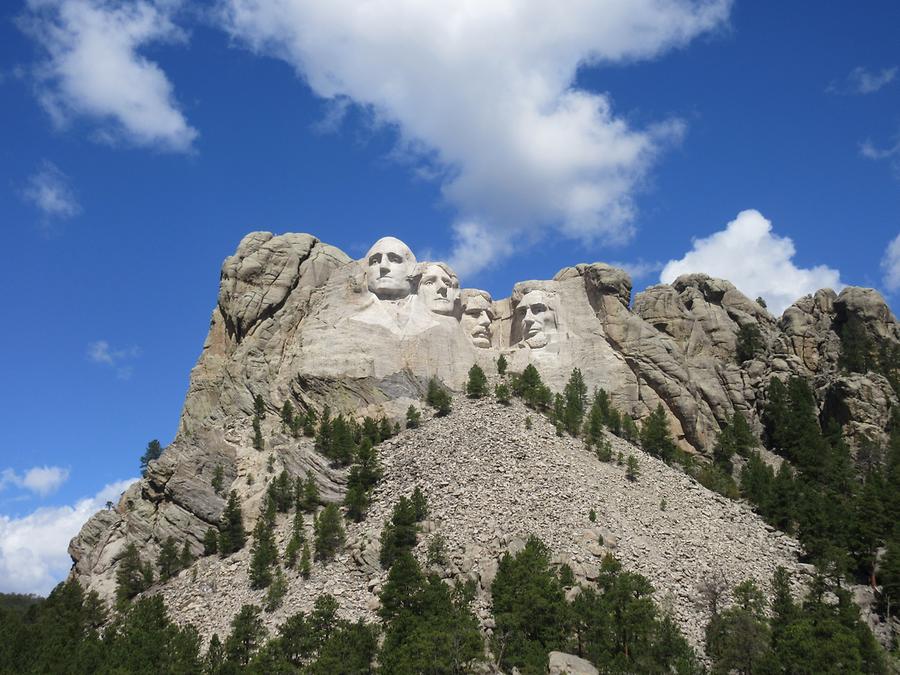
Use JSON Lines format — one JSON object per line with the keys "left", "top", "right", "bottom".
{"left": 461, "top": 294, "right": 493, "bottom": 347}
{"left": 366, "top": 237, "right": 416, "bottom": 300}
{"left": 517, "top": 289, "right": 557, "bottom": 348}
{"left": 418, "top": 263, "right": 460, "bottom": 316}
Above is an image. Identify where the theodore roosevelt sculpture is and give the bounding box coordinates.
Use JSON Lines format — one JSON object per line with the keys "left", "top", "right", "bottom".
{"left": 460, "top": 290, "right": 494, "bottom": 348}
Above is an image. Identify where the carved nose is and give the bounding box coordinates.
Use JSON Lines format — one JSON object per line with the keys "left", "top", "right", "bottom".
{"left": 380, "top": 264, "right": 390, "bottom": 277}
{"left": 437, "top": 286, "right": 447, "bottom": 297}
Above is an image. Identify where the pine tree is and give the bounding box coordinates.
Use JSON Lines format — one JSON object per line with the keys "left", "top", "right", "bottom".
{"left": 302, "top": 408, "right": 317, "bottom": 437}
{"left": 252, "top": 415, "right": 264, "bottom": 451}
{"left": 466, "top": 363, "right": 488, "bottom": 398}
{"left": 284, "top": 509, "right": 305, "bottom": 569}
{"left": 299, "top": 542, "right": 312, "bottom": 579}
{"left": 301, "top": 471, "right": 320, "bottom": 512}
{"left": 495, "top": 382, "right": 511, "bottom": 404}
{"left": 203, "top": 528, "right": 219, "bottom": 555}
{"left": 211, "top": 465, "right": 224, "bottom": 495}
{"left": 497, "top": 354, "right": 508, "bottom": 375}
{"left": 280, "top": 400, "right": 295, "bottom": 432}
{"left": 253, "top": 394, "right": 266, "bottom": 419}
{"left": 139, "top": 439, "right": 163, "bottom": 477}
{"left": 411, "top": 486, "right": 428, "bottom": 521}
{"left": 378, "top": 416, "right": 393, "bottom": 441}
{"left": 344, "top": 467, "right": 370, "bottom": 523}
{"left": 380, "top": 496, "right": 419, "bottom": 569}
{"left": 249, "top": 510, "right": 278, "bottom": 589}
{"left": 640, "top": 404, "right": 677, "bottom": 463}
{"left": 218, "top": 490, "right": 246, "bottom": 556}
{"left": 116, "top": 543, "right": 151, "bottom": 609}
{"left": 736, "top": 323, "right": 764, "bottom": 363}
{"left": 626, "top": 454, "right": 640, "bottom": 481}
{"left": 562, "top": 368, "right": 588, "bottom": 436}
{"left": 204, "top": 634, "right": 225, "bottom": 674}
{"left": 225, "top": 604, "right": 267, "bottom": 667}
{"left": 264, "top": 569, "right": 287, "bottom": 612}
{"left": 314, "top": 406, "right": 333, "bottom": 456}
{"left": 583, "top": 389, "right": 607, "bottom": 448}
{"left": 426, "top": 377, "right": 452, "bottom": 416}
{"left": 314, "top": 504, "right": 345, "bottom": 562}
{"left": 621, "top": 414, "right": 639, "bottom": 442}
{"left": 405, "top": 405, "right": 421, "bottom": 428}
{"left": 157, "top": 536, "right": 180, "bottom": 581}
{"left": 179, "top": 541, "right": 194, "bottom": 570}
{"left": 269, "top": 470, "right": 293, "bottom": 513}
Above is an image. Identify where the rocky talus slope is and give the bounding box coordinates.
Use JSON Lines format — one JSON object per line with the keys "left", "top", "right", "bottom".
{"left": 154, "top": 394, "right": 805, "bottom": 652}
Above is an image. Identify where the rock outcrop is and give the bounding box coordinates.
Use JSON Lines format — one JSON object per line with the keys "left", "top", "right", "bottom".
{"left": 68, "top": 231, "right": 898, "bottom": 643}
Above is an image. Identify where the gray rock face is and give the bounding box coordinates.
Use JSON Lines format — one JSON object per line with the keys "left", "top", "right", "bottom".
{"left": 548, "top": 651, "right": 600, "bottom": 675}
{"left": 69, "top": 232, "right": 898, "bottom": 614}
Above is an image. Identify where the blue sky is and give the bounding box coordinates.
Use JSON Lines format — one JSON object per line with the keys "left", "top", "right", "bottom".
{"left": 0, "top": 1, "right": 898, "bottom": 594}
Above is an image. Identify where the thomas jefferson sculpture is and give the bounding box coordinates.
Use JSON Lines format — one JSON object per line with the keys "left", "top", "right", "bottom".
{"left": 417, "top": 262, "right": 460, "bottom": 316}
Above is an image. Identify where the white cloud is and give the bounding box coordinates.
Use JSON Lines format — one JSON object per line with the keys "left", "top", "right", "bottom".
{"left": 20, "top": 0, "right": 197, "bottom": 152}
{"left": 828, "top": 66, "right": 897, "bottom": 95}
{"left": 87, "top": 340, "right": 141, "bottom": 379}
{"left": 0, "top": 478, "right": 134, "bottom": 595}
{"left": 660, "top": 209, "right": 844, "bottom": 315}
{"left": 882, "top": 233, "right": 900, "bottom": 293}
{"left": 220, "top": 0, "right": 731, "bottom": 276}
{"left": 1, "top": 466, "right": 70, "bottom": 497}
{"left": 609, "top": 259, "right": 664, "bottom": 281}
{"left": 22, "top": 161, "right": 80, "bottom": 219}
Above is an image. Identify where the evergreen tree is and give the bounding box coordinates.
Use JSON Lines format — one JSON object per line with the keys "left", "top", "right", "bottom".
{"left": 280, "top": 399, "right": 295, "bottom": 430}
{"left": 735, "top": 323, "right": 764, "bottom": 363}
{"left": 378, "top": 416, "right": 393, "bottom": 441}
{"left": 218, "top": 490, "right": 246, "bottom": 556}
{"left": 116, "top": 543, "right": 151, "bottom": 609}
{"left": 513, "top": 363, "right": 553, "bottom": 411}
{"left": 204, "top": 633, "right": 225, "bottom": 674}
{"left": 284, "top": 509, "right": 305, "bottom": 569}
{"left": 157, "top": 536, "right": 180, "bottom": 581}
{"left": 562, "top": 367, "right": 588, "bottom": 436}
{"left": 299, "top": 542, "right": 312, "bottom": 579}
{"left": 491, "top": 536, "right": 567, "bottom": 673}
{"left": 621, "top": 414, "right": 639, "bottom": 443}
{"left": 466, "top": 363, "right": 488, "bottom": 398}
{"left": 211, "top": 465, "right": 224, "bottom": 495}
{"left": 264, "top": 568, "right": 287, "bottom": 612}
{"left": 411, "top": 486, "right": 428, "bottom": 521}
{"left": 252, "top": 415, "right": 264, "bottom": 451}
{"left": 253, "top": 394, "right": 266, "bottom": 419}
{"left": 839, "top": 314, "right": 872, "bottom": 373}
{"left": 713, "top": 411, "right": 756, "bottom": 473}
{"left": 405, "top": 404, "right": 421, "bottom": 428}
{"left": 705, "top": 579, "right": 772, "bottom": 674}
{"left": 495, "top": 382, "right": 511, "bottom": 404}
{"left": 314, "top": 504, "right": 345, "bottom": 562}
{"left": 249, "top": 512, "right": 278, "bottom": 589}
{"left": 301, "top": 471, "right": 320, "bottom": 512}
{"left": 344, "top": 467, "right": 370, "bottom": 523}
{"left": 640, "top": 404, "right": 677, "bottom": 463}
{"left": 203, "top": 528, "right": 219, "bottom": 556}
{"left": 583, "top": 388, "right": 607, "bottom": 449}
{"left": 179, "top": 541, "right": 194, "bottom": 570}
{"left": 139, "top": 439, "right": 163, "bottom": 477}
{"left": 314, "top": 405, "right": 333, "bottom": 456}
{"left": 225, "top": 604, "right": 267, "bottom": 667}
{"left": 497, "top": 353, "right": 508, "bottom": 375}
{"left": 378, "top": 552, "right": 484, "bottom": 674}
{"left": 380, "top": 496, "right": 419, "bottom": 569}
{"left": 626, "top": 454, "right": 640, "bottom": 481}
{"left": 426, "top": 377, "right": 453, "bottom": 416}
{"left": 302, "top": 407, "right": 317, "bottom": 437}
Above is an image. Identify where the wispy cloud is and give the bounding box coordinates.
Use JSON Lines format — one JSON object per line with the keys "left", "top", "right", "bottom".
{"left": 882, "top": 233, "right": 900, "bottom": 293}
{"left": 661, "top": 209, "right": 844, "bottom": 315}
{"left": 860, "top": 134, "right": 900, "bottom": 179}
{"left": 827, "top": 66, "right": 897, "bottom": 95}
{"left": 22, "top": 161, "right": 81, "bottom": 227}
{"left": 1, "top": 466, "right": 70, "bottom": 497}
{"left": 87, "top": 340, "right": 141, "bottom": 379}
{"left": 609, "top": 259, "right": 664, "bottom": 281}
{"left": 0, "top": 478, "right": 135, "bottom": 595}
{"left": 19, "top": 0, "right": 197, "bottom": 152}
{"left": 220, "top": 0, "right": 731, "bottom": 277}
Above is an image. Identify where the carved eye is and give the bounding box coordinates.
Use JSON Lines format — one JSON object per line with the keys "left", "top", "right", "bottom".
{"left": 368, "top": 254, "right": 381, "bottom": 265}
{"left": 387, "top": 252, "right": 403, "bottom": 263}
{"left": 532, "top": 304, "right": 547, "bottom": 313}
